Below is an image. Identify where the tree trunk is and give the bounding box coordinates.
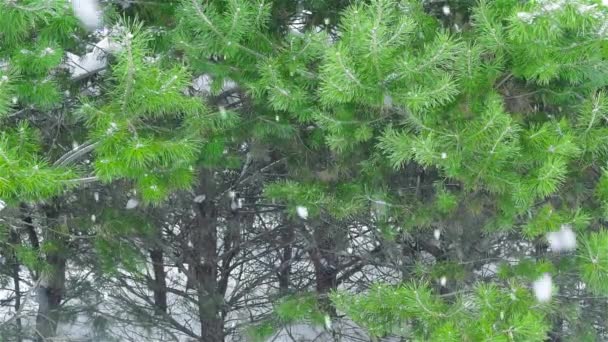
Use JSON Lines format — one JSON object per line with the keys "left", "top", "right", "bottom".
{"left": 310, "top": 224, "right": 338, "bottom": 316}
{"left": 150, "top": 248, "right": 168, "bottom": 313}
{"left": 8, "top": 229, "right": 22, "bottom": 342}
{"left": 35, "top": 206, "right": 67, "bottom": 342}
{"left": 193, "top": 171, "right": 224, "bottom": 342}
{"left": 277, "top": 224, "right": 294, "bottom": 295}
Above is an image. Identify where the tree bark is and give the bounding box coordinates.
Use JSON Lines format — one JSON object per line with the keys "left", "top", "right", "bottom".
{"left": 35, "top": 205, "right": 67, "bottom": 342}
{"left": 150, "top": 248, "right": 168, "bottom": 313}
{"left": 8, "top": 229, "right": 22, "bottom": 342}
{"left": 277, "top": 224, "right": 294, "bottom": 295}
{"left": 193, "top": 171, "right": 224, "bottom": 342}
{"left": 310, "top": 224, "right": 338, "bottom": 316}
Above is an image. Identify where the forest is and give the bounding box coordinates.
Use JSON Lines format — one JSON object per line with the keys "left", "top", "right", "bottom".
{"left": 2, "top": 0, "right": 608, "bottom": 341}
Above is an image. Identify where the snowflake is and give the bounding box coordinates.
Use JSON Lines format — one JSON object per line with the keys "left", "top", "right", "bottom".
{"left": 433, "top": 229, "right": 441, "bottom": 240}
{"left": 72, "top": 0, "right": 102, "bottom": 30}
{"left": 0, "top": 199, "right": 6, "bottom": 212}
{"left": 442, "top": 5, "right": 450, "bottom": 16}
{"left": 125, "top": 198, "right": 139, "bottom": 209}
{"left": 546, "top": 224, "right": 576, "bottom": 252}
{"left": 517, "top": 12, "right": 536, "bottom": 24}
{"left": 296, "top": 206, "right": 308, "bottom": 220}
{"left": 194, "top": 194, "right": 206, "bottom": 203}
{"left": 324, "top": 315, "right": 332, "bottom": 330}
{"left": 533, "top": 273, "right": 553, "bottom": 302}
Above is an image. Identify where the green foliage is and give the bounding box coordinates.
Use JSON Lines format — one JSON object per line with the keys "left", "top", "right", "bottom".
{"left": 5, "top": 0, "right": 608, "bottom": 340}
{"left": 274, "top": 294, "right": 325, "bottom": 325}
{"left": 332, "top": 282, "right": 550, "bottom": 340}
{"left": 75, "top": 19, "right": 211, "bottom": 203}
{"left": 578, "top": 230, "right": 608, "bottom": 295}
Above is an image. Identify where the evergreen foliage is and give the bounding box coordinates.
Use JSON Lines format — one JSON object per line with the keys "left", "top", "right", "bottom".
{"left": 3, "top": 0, "right": 608, "bottom": 341}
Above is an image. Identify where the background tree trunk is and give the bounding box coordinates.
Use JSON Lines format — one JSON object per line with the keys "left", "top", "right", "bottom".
{"left": 150, "top": 248, "right": 168, "bottom": 313}
{"left": 35, "top": 205, "right": 66, "bottom": 341}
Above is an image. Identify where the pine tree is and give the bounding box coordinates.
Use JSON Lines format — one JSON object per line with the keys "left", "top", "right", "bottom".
{"left": 3, "top": 0, "right": 608, "bottom": 341}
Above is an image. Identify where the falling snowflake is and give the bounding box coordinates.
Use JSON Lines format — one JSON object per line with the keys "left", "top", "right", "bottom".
{"left": 442, "top": 5, "right": 451, "bottom": 16}
{"left": 230, "top": 199, "right": 239, "bottom": 211}
{"left": 91, "top": 214, "right": 96, "bottom": 222}
{"left": 194, "top": 194, "right": 206, "bottom": 203}
{"left": 125, "top": 198, "right": 139, "bottom": 209}
{"left": 72, "top": 0, "right": 102, "bottom": 30}
{"left": 0, "top": 199, "right": 6, "bottom": 212}
{"left": 433, "top": 229, "right": 441, "bottom": 240}
{"left": 324, "top": 315, "right": 332, "bottom": 330}
{"left": 296, "top": 206, "right": 308, "bottom": 220}
{"left": 533, "top": 273, "right": 553, "bottom": 302}
{"left": 441, "top": 152, "right": 447, "bottom": 159}
{"left": 94, "top": 192, "right": 100, "bottom": 202}
{"left": 546, "top": 224, "right": 576, "bottom": 252}
{"left": 383, "top": 94, "right": 393, "bottom": 108}
{"left": 517, "top": 12, "right": 535, "bottom": 24}
{"left": 11, "top": 97, "right": 17, "bottom": 104}
{"left": 440, "top": 276, "right": 447, "bottom": 287}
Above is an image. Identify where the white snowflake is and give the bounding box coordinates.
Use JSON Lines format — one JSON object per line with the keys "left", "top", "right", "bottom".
{"left": 11, "top": 97, "right": 17, "bottom": 104}
{"left": 296, "top": 206, "right": 308, "bottom": 220}
{"left": 324, "top": 315, "right": 332, "bottom": 330}
{"left": 230, "top": 199, "right": 239, "bottom": 211}
{"left": 94, "top": 192, "right": 100, "bottom": 202}
{"left": 440, "top": 276, "right": 447, "bottom": 287}
{"left": 0, "top": 199, "right": 6, "bottom": 212}
{"left": 125, "top": 198, "right": 139, "bottom": 209}
{"left": 433, "top": 229, "right": 441, "bottom": 240}
{"left": 194, "top": 194, "right": 206, "bottom": 203}
{"left": 442, "top": 5, "right": 451, "bottom": 16}
{"left": 517, "top": 12, "right": 536, "bottom": 24}
{"left": 91, "top": 214, "right": 96, "bottom": 222}
{"left": 533, "top": 273, "right": 553, "bottom": 302}
{"left": 383, "top": 94, "right": 393, "bottom": 107}
{"left": 441, "top": 152, "right": 447, "bottom": 159}
{"left": 546, "top": 224, "right": 576, "bottom": 252}
{"left": 72, "top": 0, "right": 102, "bottom": 30}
